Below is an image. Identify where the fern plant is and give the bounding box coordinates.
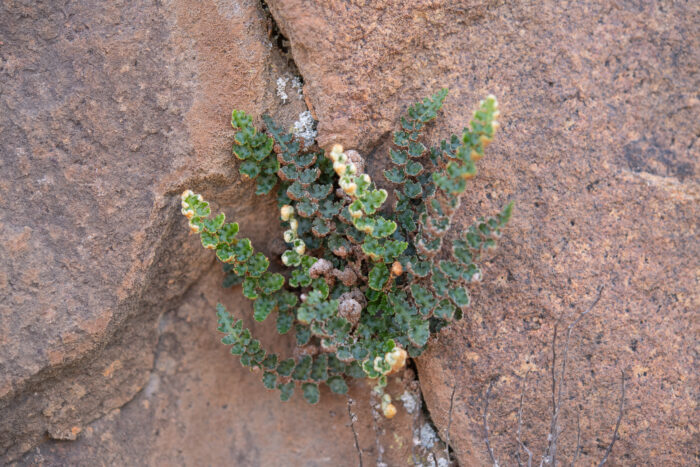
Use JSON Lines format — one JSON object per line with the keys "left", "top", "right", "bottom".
{"left": 181, "top": 89, "right": 512, "bottom": 413}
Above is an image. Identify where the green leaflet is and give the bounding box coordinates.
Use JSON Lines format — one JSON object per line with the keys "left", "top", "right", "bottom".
{"left": 292, "top": 355, "right": 312, "bottom": 381}
{"left": 277, "top": 311, "right": 294, "bottom": 334}
{"left": 408, "top": 319, "right": 430, "bottom": 347}
{"left": 258, "top": 272, "right": 284, "bottom": 294}
{"left": 362, "top": 237, "right": 408, "bottom": 263}
{"left": 431, "top": 266, "right": 449, "bottom": 297}
{"left": 394, "top": 131, "right": 410, "bottom": 147}
{"left": 262, "top": 354, "right": 278, "bottom": 370}
{"left": 390, "top": 148, "right": 408, "bottom": 165}
{"left": 310, "top": 277, "right": 330, "bottom": 299}
{"left": 368, "top": 263, "right": 390, "bottom": 291}
{"left": 298, "top": 167, "right": 320, "bottom": 186}
{"left": 311, "top": 354, "right": 329, "bottom": 382}
{"left": 295, "top": 324, "right": 311, "bottom": 345}
{"left": 308, "top": 183, "right": 332, "bottom": 201}
{"left": 279, "top": 164, "right": 299, "bottom": 181}
{"left": 242, "top": 277, "right": 259, "bottom": 299}
{"left": 263, "top": 372, "right": 277, "bottom": 389}
{"left": 408, "top": 258, "right": 431, "bottom": 277}
{"left": 438, "top": 260, "right": 462, "bottom": 281}
{"left": 433, "top": 299, "right": 456, "bottom": 320}
{"left": 218, "top": 222, "right": 239, "bottom": 243}
{"left": 278, "top": 382, "right": 294, "bottom": 401}
{"left": 246, "top": 252, "right": 269, "bottom": 277}
{"left": 384, "top": 167, "right": 405, "bottom": 184}
{"left": 302, "top": 383, "right": 320, "bottom": 404}
{"left": 410, "top": 284, "right": 437, "bottom": 316}
{"left": 296, "top": 199, "right": 318, "bottom": 217}
{"left": 287, "top": 181, "right": 306, "bottom": 200}
{"left": 448, "top": 287, "right": 471, "bottom": 309}
{"left": 405, "top": 160, "right": 424, "bottom": 177}
{"left": 254, "top": 295, "right": 276, "bottom": 322}
{"left": 327, "top": 376, "right": 349, "bottom": 394}
{"left": 277, "top": 359, "right": 295, "bottom": 377}
{"left": 311, "top": 217, "right": 331, "bottom": 237}
{"left": 404, "top": 181, "right": 422, "bottom": 199}
{"left": 408, "top": 141, "right": 426, "bottom": 158}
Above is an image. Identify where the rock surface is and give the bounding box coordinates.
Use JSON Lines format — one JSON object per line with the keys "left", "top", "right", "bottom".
{"left": 1, "top": 0, "right": 698, "bottom": 465}
{"left": 20, "top": 264, "right": 442, "bottom": 466}
{"left": 0, "top": 0, "right": 306, "bottom": 461}
{"left": 270, "top": 0, "right": 699, "bottom": 465}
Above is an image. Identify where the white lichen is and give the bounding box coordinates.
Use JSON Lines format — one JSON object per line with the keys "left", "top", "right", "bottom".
{"left": 424, "top": 457, "right": 449, "bottom": 467}
{"left": 418, "top": 423, "right": 439, "bottom": 449}
{"left": 276, "top": 76, "right": 289, "bottom": 103}
{"left": 400, "top": 391, "right": 419, "bottom": 414}
{"left": 291, "top": 76, "right": 303, "bottom": 99}
{"left": 292, "top": 110, "right": 317, "bottom": 147}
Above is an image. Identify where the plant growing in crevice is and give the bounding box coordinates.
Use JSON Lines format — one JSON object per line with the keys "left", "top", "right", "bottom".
{"left": 181, "top": 89, "right": 512, "bottom": 410}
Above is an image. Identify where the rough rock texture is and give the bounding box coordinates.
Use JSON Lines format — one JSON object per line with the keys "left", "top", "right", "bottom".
{"left": 2, "top": 0, "right": 698, "bottom": 465}
{"left": 0, "top": 0, "right": 306, "bottom": 461}
{"left": 269, "top": 0, "right": 699, "bottom": 465}
{"left": 19, "top": 265, "right": 441, "bottom": 466}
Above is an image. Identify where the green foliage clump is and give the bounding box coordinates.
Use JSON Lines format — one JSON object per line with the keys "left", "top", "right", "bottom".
{"left": 181, "top": 89, "right": 512, "bottom": 408}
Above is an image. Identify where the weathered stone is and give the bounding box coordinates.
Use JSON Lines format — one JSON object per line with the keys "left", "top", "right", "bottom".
{"left": 0, "top": 0, "right": 307, "bottom": 461}
{"left": 268, "top": 0, "right": 699, "bottom": 464}
{"left": 2, "top": 0, "right": 698, "bottom": 464}
{"left": 18, "top": 264, "right": 442, "bottom": 466}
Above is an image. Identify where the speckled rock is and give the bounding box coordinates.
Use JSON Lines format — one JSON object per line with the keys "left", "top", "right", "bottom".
{"left": 0, "top": 0, "right": 306, "bottom": 461}
{"left": 18, "top": 264, "right": 443, "bottom": 467}
{"left": 2, "top": 0, "right": 698, "bottom": 465}
{"left": 269, "top": 0, "right": 698, "bottom": 465}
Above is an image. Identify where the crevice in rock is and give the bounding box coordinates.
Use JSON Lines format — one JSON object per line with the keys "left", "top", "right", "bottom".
{"left": 260, "top": 0, "right": 302, "bottom": 83}
{"left": 19, "top": 0, "right": 312, "bottom": 450}
{"left": 255, "top": 8, "right": 454, "bottom": 464}
{"left": 258, "top": 0, "right": 319, "bottom": 143}
{"left": 365, "top": 130, "right": 392, "bottom": 162}
{"left": 406, "top": 359, "right": 458, "bottom": 466}
{"left": 260, "top": 1, "right": 290, "bottom": 59}
{"left": 6, "top": 192, "right": 221, "bottom": 462}
{"left": 15, "top": 264, "right": 215, "bottom": 464}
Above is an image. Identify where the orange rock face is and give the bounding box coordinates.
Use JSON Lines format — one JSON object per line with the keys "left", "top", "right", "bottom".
{"left": 269, "top": 0, "right": 698, "bottom": 464}
{"left": 0, "top": 0, "right": 305, "bottom": 461}
{"left": 20, "top": 265, "right": 437, "bottom": 466}
{"left": 2, "top": 0, "right": 697, "bottom": 465}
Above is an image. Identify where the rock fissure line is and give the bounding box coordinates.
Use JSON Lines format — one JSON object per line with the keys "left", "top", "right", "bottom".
{"left": 260, "top": 0, "right": 304, "bottom": 88}
{"left": 257, "top": 5, "right": 453, "bottom": 459}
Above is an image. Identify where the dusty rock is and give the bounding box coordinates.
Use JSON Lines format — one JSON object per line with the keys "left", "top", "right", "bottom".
{"left": 0, "top": 0, "right": 306, "bottom": 461}
{"left": 2, "top": 0, "right": 698, "bottom": 465}
{"left": 269, "top": 0, "right": 699, "bottom": 465}
{"left": 18, "top": 264, "right": 441, "bottom": 466}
